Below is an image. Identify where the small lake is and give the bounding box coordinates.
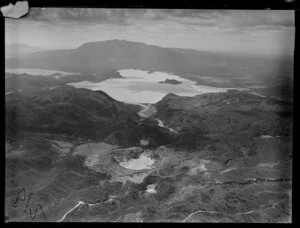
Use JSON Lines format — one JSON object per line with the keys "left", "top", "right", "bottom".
{"left": 119, "top": 153, "right": 155, "bottom": 170}
{"left": 68, "top": 69, "right": 234, "bottom": 104}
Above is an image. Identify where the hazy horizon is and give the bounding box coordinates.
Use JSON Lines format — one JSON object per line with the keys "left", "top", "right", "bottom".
{"left": 5, "top": 9, "right": 295, "bottom": 56}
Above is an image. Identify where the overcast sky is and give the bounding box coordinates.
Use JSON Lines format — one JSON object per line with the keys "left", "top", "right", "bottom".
{"left": 5, "top": 8, "right": 295, "bottom": 55}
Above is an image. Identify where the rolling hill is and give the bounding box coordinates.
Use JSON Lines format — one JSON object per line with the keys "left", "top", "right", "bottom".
{"left": 154, "top": 90, "right": 292, "bottom": 150}
{"left": 5, "top": 86, "right": 140, "bottom": 141}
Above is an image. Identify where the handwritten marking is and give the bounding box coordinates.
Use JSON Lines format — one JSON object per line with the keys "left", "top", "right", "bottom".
{"left": 11, "top": 187, "right": 47, "bottom": 221}
{"left": 12, "top": 187, "right": 25, "bottom": 208}
{"left": 24, "top": 193, "right": 33, "bottom": 214}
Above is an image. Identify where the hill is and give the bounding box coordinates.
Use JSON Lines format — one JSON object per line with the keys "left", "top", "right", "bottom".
{"left": 5, "top": 71, "right": 122, "bottom": 93}
{"left": 5, "top": 86, "right": 177, "bottom": 148}
{"left": 5, "top": 86, "right": 140, "bottom": 142}
{"left": 158, "top": 79, "right": 182, "bottom": 85}
{"left": 154, "top": 91, "right": 292, "bottom": 150}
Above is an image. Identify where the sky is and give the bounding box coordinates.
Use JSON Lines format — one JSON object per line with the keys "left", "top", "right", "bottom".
{"left": 5, "top": 8, "right": 295, "bottom": 55}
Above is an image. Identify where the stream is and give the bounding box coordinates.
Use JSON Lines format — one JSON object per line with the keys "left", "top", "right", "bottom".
{"left": 137, "top": 104, "right": 177, "bottom": 134}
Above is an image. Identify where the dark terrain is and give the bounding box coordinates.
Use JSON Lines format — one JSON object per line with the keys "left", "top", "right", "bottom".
{"left": 5, "top": 87, "right": 292, "bottom": 222}
{"left": 159, "top": 79, "right": 182, "bottom": 85}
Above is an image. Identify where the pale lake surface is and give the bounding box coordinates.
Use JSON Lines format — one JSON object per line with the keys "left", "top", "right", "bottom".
{"left": 5, "top": 68, "right": 243, "bottom": 103}
{"left": 68, "top": 69, "right": 235, "bottom": 103}
{"left": 119, "top": 153, "right": 155, "bottom": 170}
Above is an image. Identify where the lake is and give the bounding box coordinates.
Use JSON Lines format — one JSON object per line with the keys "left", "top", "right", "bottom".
{"left": 119, "top": 153, "right": 155, "bottom": 170}
{"left": 5, "top": 68, "right": 242, "bottom": 103}
{"left": 68, "top": 69, "right": 234, "bottom": 104}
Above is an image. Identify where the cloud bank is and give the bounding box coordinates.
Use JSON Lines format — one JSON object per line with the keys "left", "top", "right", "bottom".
{"left": 26, "top": 9, "right": 294, "bottom": 28}
{"left": 5, "top": 8, "right": 295, "bottom": 55}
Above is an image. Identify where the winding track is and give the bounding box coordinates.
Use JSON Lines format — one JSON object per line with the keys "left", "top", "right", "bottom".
{"left": 181, "top": 201, "right": 283, "bottom": 222}
{"left": 57, "top": 201, "right": 85, "bottom": 222}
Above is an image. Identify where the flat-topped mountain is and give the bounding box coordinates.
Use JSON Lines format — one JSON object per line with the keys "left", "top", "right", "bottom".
{"left": 6, "top": 40, "right": 187, "bottom": 75}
